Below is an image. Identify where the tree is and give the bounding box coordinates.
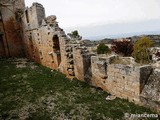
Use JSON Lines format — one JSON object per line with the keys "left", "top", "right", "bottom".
{"left": 111, "top": 40, "right": 133, "bottom": 56}
{"left": 67, "top": 30, "right": 82, "bottom": 40}
{"left": 132, "top": 37, "right": 153, "bottom": 63}
{"left": 70, "top": 30, "right": 79, "bottom": 38}
{"left": 97, "top": 43, "right": 110, "bottom": 54}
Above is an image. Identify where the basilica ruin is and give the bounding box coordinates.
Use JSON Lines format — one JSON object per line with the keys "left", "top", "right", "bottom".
{"left": 0, "top": 0, "right": 159, "bottom": 112}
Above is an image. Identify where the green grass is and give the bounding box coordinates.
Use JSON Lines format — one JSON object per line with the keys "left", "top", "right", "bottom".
{"left": 0, "top": 58, "right": 158, "bottom": 120}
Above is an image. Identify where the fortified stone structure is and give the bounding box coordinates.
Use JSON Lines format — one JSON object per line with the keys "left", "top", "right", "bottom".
{"left": 0, "top": 1, "right": 159, "bottom": 112}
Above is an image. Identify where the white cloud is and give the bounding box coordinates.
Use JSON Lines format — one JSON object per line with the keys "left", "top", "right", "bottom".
{"left": 25, "top": 0, "right": 160, "bottom": 29}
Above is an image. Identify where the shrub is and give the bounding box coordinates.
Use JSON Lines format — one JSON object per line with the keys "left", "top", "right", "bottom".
{"left": 67, "top": 30, "right": 82, "bottom": 39}
{"left": 97, "top": 43, "right": 110, "bottom": 54}
{"left": 132, "top": 37, "right": 153, "bottom": 63}
{"left": 111, "top": 40, "right": 133, "bottom": 56}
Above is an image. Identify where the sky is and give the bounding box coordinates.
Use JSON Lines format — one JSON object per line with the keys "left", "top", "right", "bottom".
{"left": 25, "top": 0, "right": 160, "bottom": 39}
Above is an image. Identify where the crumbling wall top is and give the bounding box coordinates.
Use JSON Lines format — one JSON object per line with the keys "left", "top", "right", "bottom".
{"left": 46, "top": 15, "right": 57, "bottom": 27}
{"left": 32, "top": 2, "right": 44, "bottom": 8}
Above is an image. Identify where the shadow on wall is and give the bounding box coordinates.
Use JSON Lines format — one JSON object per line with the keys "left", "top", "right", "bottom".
{"left": 139, "top": 66, "right": 153, "bottom": 93}
{"left": 140, "top": 69, "right": 160, "bottom": 113}
{"left": 0, "top": 34, "right": 5, "bottom": 57}
{"left": 83, "top": 54, "right": 93, "bottom": 84}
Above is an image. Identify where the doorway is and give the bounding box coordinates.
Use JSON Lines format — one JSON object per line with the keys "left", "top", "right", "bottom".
{"left": 52, "top": 35, "right": 61, "bottom": 66}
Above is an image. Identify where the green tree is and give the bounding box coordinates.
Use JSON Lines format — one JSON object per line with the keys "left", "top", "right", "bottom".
{"left": 97, "top": 43, "right": 110, "bottom": 54}
{"left": 71, "top": 30, "right": 79, "bottom": 38}
{"left": 67, "top": 30, "right": 82, "bottom": 40}
{"left": 132, "top": 37, "right": 153, "bottom": 63}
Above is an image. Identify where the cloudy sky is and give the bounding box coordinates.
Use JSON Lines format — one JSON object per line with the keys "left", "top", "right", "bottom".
{"left": 25, "top": 0, "right": 160, "bottom": 39}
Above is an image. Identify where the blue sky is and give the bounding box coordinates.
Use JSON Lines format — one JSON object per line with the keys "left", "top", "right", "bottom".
{"left": 25, "top": 0, "right": 160, "bottom": 39}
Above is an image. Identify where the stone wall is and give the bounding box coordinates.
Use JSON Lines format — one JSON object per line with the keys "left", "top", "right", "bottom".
{"left": 21, "top": 3, "right": 78, "bottom": 78}
{"left": 0, "top": 0, "right": 25, "bottom": 57}
{"left": 21, "top": 3, "right": 67, "bottom": 71}
{"left": 91, "top": 55, "right": 153, "bottom": 103}
{"left": 22, "top": 3, "right": 45, "bottom": 30}
{"left": 140, "top": 69, "right": 160, "bottom": 112}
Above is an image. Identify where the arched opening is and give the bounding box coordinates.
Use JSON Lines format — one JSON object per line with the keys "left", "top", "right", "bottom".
{"left": 53, "top": 35, "right": 60, "bottom": 52}
{"left": 52, "top": 35, "right": 61, "bottom": 66}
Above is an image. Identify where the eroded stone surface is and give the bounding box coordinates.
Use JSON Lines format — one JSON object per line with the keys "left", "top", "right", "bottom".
{"left": 140, "top": 69, "right": 160, "bottom": 112}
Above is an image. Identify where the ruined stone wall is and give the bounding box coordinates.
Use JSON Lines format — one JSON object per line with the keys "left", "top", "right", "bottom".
{"left": 23, "top": 28, "right": 69, "bottom": 71}
{"left": 22, "top": 3, "right": 45, "bottom": 30}
{"left": 20, "top": 3, "right": 158, "bottom": 110}
{"left": 140, "top": 69, "right": 160, "bottom": 112}
{"left": 21, "top": 3, "right": 68, "bottom": 71}
{"left": 21, "top": 2, "right": 95, "bottom": 80}
{"left": 91, "top": 56, "right": 153, "bottom": 103}
{"left": 0, "top": 0, "right": 25, "bottom": 57}
{"left": 1, "top": 1, "right": 158, "bottom": 112}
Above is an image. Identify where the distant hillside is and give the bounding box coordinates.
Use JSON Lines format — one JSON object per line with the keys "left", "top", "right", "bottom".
{"left": 83, "top": 34, "right": 160, "bottom": 47}
{"left": 127, "top": 35, "right": 160, "bottom": 47}
{"left": 66, "top": 19, "right": 160, "bottom": 40}
{"left": 82, "top": 38, "right": 114, "bottom": 47}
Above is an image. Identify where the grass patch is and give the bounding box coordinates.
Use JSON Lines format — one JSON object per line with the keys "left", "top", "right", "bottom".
{"left": 0, "top": 58, "right": 158, "bottom": 120}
